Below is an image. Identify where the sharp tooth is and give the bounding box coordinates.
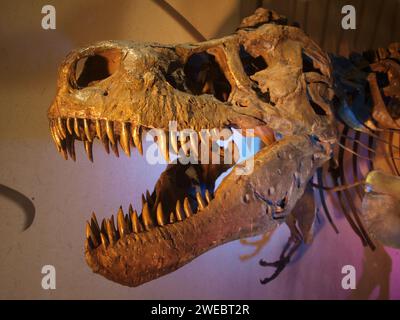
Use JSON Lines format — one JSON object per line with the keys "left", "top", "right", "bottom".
{"left": 183, "top": 197, "right": 193, "bottom": 217}
{"left": 51, "top": 121, "right": 63, "bottom": 144}
{"left": 128, "top": 204, "right": 134, "bottom": 217}
{"left": 169, "top": 212, "right": 176, "bottom": 223}
{"left": 170, "top": 131, "right": 179, "bottom": 154}
{"left": 117, "top": 206, "right": 128, "bottom": 237}
{"left": 210, "top": 128, "right": 219, "bottom": 139}
{"left": 175, "top": 200, "right": 184, "bottom": 221}
{"left": 84, "top": 118, "right": 93, "bottom": 142}
{"left": 190, "top": 132, "right": 199, "bottom": 157}
{"left": 146, "top": 190, "right": 154, "bottom": 208}
{"left": 129, "top": 205, "right": 142, "bottom": 233}
{"left": 100, "top": 232, "right": 109, "bottom": 250}
{"left": 66, "top": 136, "right": 76, "bottom": 161}
{"left": 179, "top": 132, "right": 189, "bottom": 155}
{"left": 95, "top": 120, "right": 102, "bottom": 138}
{"left": 205, "top": 190, "right": 213, "bottom": 204}
{"left": 101, "top": 135, "right": 110, "bottom": 154}
{"left": 106, "top": 120, "right": 115, "bottom": 145}
{"left": 196, "top": 192, "right": 207, "bottom": 210}
{"left": 85, "top": 239, "right": 93, "bottom": 251}
{"left": 101, "top": 219, "right": 107, "bottom": 234}
{"left": 156, "top": 130, "right": 169, "bottom": 162}
{"left": 142, "top": 202, "right": 153, "bottom": 230}
{"left": 74, "top": 118, "right": 81, "bottom": 138}
{"left": 66, "top": 118, "right": 74, "bottom": 135}
{"left": 49, "top": 129, "right": 59, "bottom": 150}
{"left": 86, "top": 221, "right": 99, "bottom": 247}
{"left": 60, "top": 143, "right": 68, "bottom": 160}
{"left": 132, "top": 126, "right": 143, "bottom": 155}
{"left": 120, "top": 122, "right": 131, "bottom": 157}
{"left": 84, "top": 141, "right": 93, "bottom": 162}
{"left": 142, "top": 192, "right": 153, "bottom": 211}
{"left": 51, "top": 122, "right": 67, "bottom": 160}
{"left": 57, "top": 117, "right": 67, "bottom": 139}
{"left": 50, "top": 123, "right": 61, "bottom": 148}
{"left": 90, "top": 218, "right": 100, "bottom": 241}
{"left": 105, "top": 219, "right": 116, "bottom": 245}
{"left": 199, "top": 129, "right": 211, "bottom": 145}
{"left": 156, "top": 202, "right": 165, "bottom": 226}
{"left": 110, "top": 214, "right": 117, "bottom": 237}
{"left": 125, "top": 213, "right": 132, "bottom": 233}
{"left": 85, "top": 221, "right": 91, "bottom": 238}
{"left": 110, "top": 140, "right": 119, "bottom": 157}
{"left": 92, "top": 214, "right": 101, "bottom": 233}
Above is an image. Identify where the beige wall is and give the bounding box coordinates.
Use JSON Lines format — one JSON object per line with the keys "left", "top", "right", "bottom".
{"left": 0, "top": 0, "right": 399, "bottom": 299}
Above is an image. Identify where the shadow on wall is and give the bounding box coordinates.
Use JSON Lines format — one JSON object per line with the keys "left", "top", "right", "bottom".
{"left": 154, "top": 0, "right": 400, "bottom": 54}
{"left": 204, "top": 0, "right": 260, "bottom": 39}
{"left": 239, "top": 0, "right": 400, "bottom": 56}
{"left": 153, "top": 0, "right": 207, "bottom": 41}
{"left": 0, "top": 184, "right": 35, "bottom": 231}
{"left": 237, "top": 191, "right": 393, "bottom": 297}
{"left": 239, "top": 209, "right": 326, "bottom": 284}
{"left": 349, "top": 242, "right": 392, "bottom": 300}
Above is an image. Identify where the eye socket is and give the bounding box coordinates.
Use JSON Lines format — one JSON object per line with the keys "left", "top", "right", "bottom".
{"left": 239, "top": 45, "right": 267, "bottom": 76}
{"left": 183, "top": 52, "right": 231, "bottom": 102}
{"left": 73, "top": 49, "right": 121, "bottom": 89}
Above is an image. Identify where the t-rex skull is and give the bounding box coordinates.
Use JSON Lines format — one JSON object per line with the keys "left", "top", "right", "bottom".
{"left": 48, "top": 8, "right": 337, "bottom": 287}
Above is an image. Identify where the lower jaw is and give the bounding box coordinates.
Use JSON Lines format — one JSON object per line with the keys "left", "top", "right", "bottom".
{"left": 84, "top": 135, "right": 326, "bottom": 287}
{"left": 85, "top": 184, "right": 277, "bottom": 287}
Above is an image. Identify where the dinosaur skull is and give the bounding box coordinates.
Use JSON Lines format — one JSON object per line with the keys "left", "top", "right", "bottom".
{"left": 48, "top": 9, "right": 337, "bottom": 286}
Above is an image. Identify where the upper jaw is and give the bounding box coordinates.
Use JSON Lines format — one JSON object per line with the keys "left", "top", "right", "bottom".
{"left": 47, "top": 40, "right": 264, "bottom": 133}
{"left": 48, "top": 32, "right": 334, "bottom": 138}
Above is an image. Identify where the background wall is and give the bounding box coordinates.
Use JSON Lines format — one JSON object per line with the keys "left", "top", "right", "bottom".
{"left": 0, "top": 0, "right": 399, "bottom": 299}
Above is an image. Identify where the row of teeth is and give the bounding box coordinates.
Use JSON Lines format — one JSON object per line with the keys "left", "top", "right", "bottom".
{"left": 85, "top": 190, "right": 213, "bottom": 251}
{"left": 49, "top": 117, "right": 144, "bottom": 162}
{"left": 49, "top": 117, "right": 235, "bottom": 162}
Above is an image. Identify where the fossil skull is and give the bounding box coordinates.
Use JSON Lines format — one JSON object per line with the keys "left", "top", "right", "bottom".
{"left": 48, "top": 9, "right": 337, "bottom": 287}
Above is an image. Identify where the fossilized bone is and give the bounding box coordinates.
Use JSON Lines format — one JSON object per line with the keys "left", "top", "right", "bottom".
{"left": 47, "top": 8, "right": 400, "bottom": 287}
